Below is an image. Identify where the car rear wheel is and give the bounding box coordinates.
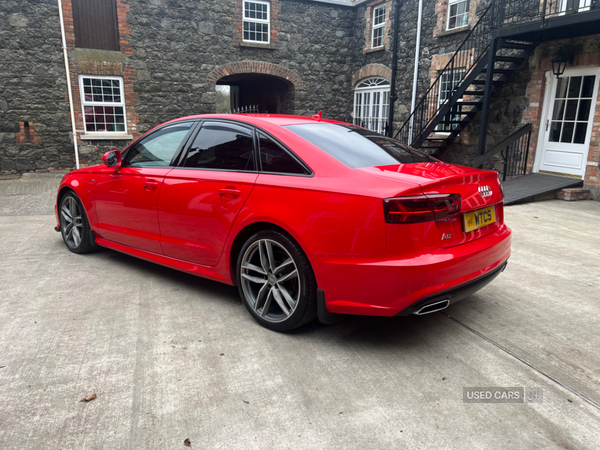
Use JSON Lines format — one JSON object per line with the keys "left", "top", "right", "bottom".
{"left": 237, "top": 230, "right": 317, "bottom": 331}
{"left": 59, "top": 192, "right": 96, "bottom": 254}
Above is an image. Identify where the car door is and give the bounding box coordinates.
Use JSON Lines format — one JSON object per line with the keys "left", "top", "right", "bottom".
{"left": 158, "top": 121, "right": 258, "bottom": 266}
{"left": 94, "top": 121, "right": 196, "bottom": 254}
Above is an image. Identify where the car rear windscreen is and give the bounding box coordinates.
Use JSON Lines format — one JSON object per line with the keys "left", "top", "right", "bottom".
{"left": 285, "top": 124, "right": 438, "bottom": 169}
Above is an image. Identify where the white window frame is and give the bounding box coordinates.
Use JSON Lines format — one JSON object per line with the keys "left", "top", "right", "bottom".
{"left": 371, "top": 4, "right": 386, "bottom": 49}
{"left": 447, "top": 0, "right": 469, "bottom": 31}
{"left": 353, "top": 77, "right": 390, "bottom": 134}
{"left": 79, "top": 75, "right": 127, "bottom": 135}
{"left": 436, "top": 68, "right": 466, "bottom": 132}
{"left": 558, "top": 0, "right": 592, "bottom": 15}
{"left": 243, "top": 0, "right": 271, "bottom": 44}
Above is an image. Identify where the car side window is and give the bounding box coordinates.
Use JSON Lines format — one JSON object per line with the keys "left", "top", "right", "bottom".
{"left": 124, "top": 122, "right": 194, "bottom": 167}
{"left": 183, "top": 122, "right": 255, "bottom": 171}
{"left": 259, "top": 132, "right": 309, "bottom": 175}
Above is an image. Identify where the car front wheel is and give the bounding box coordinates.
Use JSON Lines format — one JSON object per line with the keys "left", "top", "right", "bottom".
{"left": 236, "top": 230, "right": 317, "bottom": 332}
{"left": 59, "top": 191, "right": 96, "bottom": 254}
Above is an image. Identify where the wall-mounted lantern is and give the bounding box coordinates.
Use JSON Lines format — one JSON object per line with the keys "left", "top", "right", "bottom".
{"left": 551, "top": 51, "right": 574, "bottom": 79}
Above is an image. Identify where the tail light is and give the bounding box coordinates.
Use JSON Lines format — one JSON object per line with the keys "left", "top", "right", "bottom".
{"left": 383, "top": 194, "right": 461, "bottom": 224}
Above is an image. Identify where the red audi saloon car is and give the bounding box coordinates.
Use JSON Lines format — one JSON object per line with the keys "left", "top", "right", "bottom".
{"left": 55, "top": 114, "right": 511, "bottom": 331}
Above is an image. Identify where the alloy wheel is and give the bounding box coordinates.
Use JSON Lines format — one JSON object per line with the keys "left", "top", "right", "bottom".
{"left": 240, "top": 238, "right": 301, "bottom": 323}
{"left": 61, "top": 196, "right": 84, "bottom": 248}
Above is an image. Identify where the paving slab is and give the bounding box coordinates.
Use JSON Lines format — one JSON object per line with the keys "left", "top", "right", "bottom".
{"left": 445, "top": 200, "right": 600, "bottom": 406}
{"left": 0, "top": 172, "right": 66, "bottom": 217}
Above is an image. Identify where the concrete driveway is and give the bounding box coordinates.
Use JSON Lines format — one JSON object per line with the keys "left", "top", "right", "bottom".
{"left": 1, "top": 173, "right": 599, "bottom": 449}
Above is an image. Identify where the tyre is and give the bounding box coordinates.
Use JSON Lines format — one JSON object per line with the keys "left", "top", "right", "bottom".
{"left": 236, "top": 230, "right": 317, "bottom": 331}
{"left": 59, "top": 191, "right": 97, "bottom": 254}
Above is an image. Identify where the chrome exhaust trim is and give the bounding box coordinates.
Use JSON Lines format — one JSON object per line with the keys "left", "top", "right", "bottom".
{"left": 412, "top": 299, "right": 450, "bottom": 315}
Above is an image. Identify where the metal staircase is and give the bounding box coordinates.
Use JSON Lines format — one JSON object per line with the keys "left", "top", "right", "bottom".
{"left": 396, "top": 0, "right": 600, "bottom": 157}
{"left": 395, "top": 2, "right": 537, "bottom": 156}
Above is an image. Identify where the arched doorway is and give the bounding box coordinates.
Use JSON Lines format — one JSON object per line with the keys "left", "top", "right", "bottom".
{"left": 207, "top": 61, "right": 303, "bottom": 115}
{"left": 217, "top": 74, "right": 294, "bottom": 114}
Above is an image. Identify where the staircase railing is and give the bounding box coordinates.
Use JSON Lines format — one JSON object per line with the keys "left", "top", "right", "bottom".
{"left": 491, "top": 0, "right": 600, "bottom": 29}
{"left": 395, "top": 3, "right": 493, "bottom": 146}
{"left": 471, "top": 123, "right": 532, "bottom": 181}
{"left": 354, "top": 117, "right": 389, "bottom": 135}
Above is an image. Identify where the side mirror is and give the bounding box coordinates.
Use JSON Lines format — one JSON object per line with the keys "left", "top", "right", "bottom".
{"left": 102, "top": 150, "right": 122, "bottom": 168}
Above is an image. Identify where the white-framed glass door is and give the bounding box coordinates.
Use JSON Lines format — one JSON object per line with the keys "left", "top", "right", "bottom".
{"left": 353, "top": 78, "right": 390, "bottom": 134}
{"left": 536, "top": 67, "right": 599, "bottom": 178}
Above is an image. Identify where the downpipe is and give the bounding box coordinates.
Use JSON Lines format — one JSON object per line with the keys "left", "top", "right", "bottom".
{"left": 57, "top": 0, "right": 80, "bottom": 169}
{"left": 409, "top": 0, "right": 424, "bottom": 144}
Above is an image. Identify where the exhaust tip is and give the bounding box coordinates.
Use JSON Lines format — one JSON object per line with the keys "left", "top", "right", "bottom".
{"left": 412, "top": 299, "right": 450, "bottom": 315}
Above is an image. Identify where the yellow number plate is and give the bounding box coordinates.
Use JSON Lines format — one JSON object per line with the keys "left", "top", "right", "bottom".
{"left": 463, "top": 206, "right": 496, "bottom": 232}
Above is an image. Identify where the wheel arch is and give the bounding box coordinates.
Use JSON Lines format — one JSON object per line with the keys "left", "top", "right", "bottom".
{"left": 56, "top": 180, "right": 97, "bottom": 236}
{"left": 228, "top": 221, "right": 314, "bottom": 286}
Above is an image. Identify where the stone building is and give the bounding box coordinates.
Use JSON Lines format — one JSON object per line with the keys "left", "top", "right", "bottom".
{"left": 1, "top": 0, "right": 599, "bottom": 199}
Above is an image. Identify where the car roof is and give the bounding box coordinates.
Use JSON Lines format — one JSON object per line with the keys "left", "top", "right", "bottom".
{"left": 162, "top": 113, "right": 346, "bottom": 128}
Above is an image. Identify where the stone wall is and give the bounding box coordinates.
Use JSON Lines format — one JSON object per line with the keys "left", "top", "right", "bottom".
{"left": 0, "top": 0, "right": 488, "bottom": 172}
{"left": 0, "top": 1, "right": 71, "bottom": 172}
{"left": 1, "top": 0, "right": 359, "bottom": 172}
{"left": 3, "top": 0, "right": 599, "bottom": 201}
{"left": 127, "top": 0, "right": 358, "bottom": 131}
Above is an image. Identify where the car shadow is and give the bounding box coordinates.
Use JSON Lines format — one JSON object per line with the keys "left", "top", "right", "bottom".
{"left": 94, "top": 247, "right": 242, "bottom": 306}
{"left": 85, "top": 244, "right": 480, "bottom": 347}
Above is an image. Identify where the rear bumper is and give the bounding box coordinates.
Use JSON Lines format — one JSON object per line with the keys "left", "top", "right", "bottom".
{"left": 317, "top": 224, "right": 511, "bottom": 317}
{"left": 395, "top": 259, "right": 508, "bottom": 316}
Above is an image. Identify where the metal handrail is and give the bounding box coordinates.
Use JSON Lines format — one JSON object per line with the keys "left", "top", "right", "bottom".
{"left": 472, "top": 123, "right": 532, "bottom": 180}
{"left": 395, "top": 2, "right": 494, "bottom": 146}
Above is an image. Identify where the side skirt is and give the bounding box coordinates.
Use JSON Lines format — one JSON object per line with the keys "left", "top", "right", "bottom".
{"left": 95, "top": 237, "right": 232, "bottom": 285}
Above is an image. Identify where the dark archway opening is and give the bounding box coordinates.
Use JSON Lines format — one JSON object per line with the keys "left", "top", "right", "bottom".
{"left": 216, "top": 74, "right": 295, "bottom": 114}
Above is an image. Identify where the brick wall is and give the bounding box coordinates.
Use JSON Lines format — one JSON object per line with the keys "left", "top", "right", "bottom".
{"left": 351, "top": 63, "right": 392, "bottom": 87}
{"left": 15, "top": 122, "right": 41, "bottom": 145}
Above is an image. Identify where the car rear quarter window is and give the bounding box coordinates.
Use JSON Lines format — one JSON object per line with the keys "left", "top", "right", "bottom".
{"left": 183, "top": 122, "right": 255, "bottom": 171}
{"left": 259, "top": 132, "right": 310, "bottom": 175}
{"left": 285, "top": 123, "right": 437, "bottom": 169}
{"left": 124, "top": 122, "right": 193, "bottom": 167}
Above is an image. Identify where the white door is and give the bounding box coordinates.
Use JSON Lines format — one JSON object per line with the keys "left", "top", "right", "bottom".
{"left": 537, "top": 68, "right": 599, "bottom": 178}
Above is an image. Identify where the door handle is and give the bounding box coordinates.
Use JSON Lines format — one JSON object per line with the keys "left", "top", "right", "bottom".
{"left": 219, "top": 188, "right": 241, "bottom": 198}
{"left": 143, "top": 179, "right": 160, "bottom": 190}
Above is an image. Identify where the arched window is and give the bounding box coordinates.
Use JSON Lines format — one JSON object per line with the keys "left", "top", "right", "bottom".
{"left": 353, "top": 77, "right": 390, "bottom": 134}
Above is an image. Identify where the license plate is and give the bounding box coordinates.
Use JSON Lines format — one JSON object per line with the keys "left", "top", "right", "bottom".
{"left": 463, "top": 206, "right": 496, "bottom": 232}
